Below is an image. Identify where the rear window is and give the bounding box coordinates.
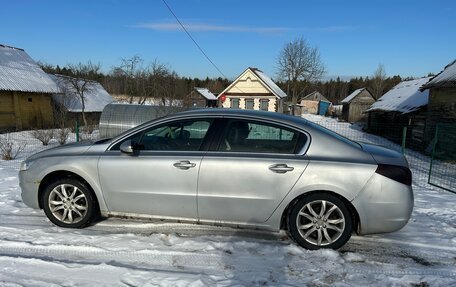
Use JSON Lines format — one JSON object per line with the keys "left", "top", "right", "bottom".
{"left": 305, "top": 121, "right": 361, "bottom": 149}
{"left": 218, "top": 120, "right": 305, "bottom": 154}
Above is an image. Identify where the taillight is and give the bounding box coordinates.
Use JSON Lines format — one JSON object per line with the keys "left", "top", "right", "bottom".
{"left": 375, "top": 164, "right": 412, "bottom": 186}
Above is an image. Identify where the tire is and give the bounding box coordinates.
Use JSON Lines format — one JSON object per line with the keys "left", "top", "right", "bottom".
{"left": 287, "top": 193, "right": 353, "bottom": 250}
{"left": 42, "top": 178, "right": 96, "bottom": 228}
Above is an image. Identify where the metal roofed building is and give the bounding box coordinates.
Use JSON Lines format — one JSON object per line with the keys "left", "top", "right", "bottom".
{"left": 218, "top": 67, "right": 287, "bottom": 112}
{"left": 367, "top": 77, "right": 431, "bottom": 114}
{"left": 366, "top": 77, "right": 432, "bottom": 150}
{"left": 420, "top": 60, "right": 456, "bottom": 90}
{"left": 420, "top": 60, "right": 456, "bottom": 155}
{"left": 187, "top": 87, "right": 218, "bottom": 108}
{"left": 0, "top": 44, "right": 60, "bottom": 130}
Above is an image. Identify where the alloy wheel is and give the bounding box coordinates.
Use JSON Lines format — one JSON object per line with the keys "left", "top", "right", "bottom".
{"left": 295, "top": 200, "right": 345, "bottom": 246}
{"left": 48, "top": 184, "right": 88, "bottom": 224}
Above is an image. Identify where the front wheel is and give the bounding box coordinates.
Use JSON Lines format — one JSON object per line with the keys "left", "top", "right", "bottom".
{"left": 287, "top": 193, "right": 353, "bottom": 250}
{"left": 42, "top": 178, "right": 96, "bottom": 228}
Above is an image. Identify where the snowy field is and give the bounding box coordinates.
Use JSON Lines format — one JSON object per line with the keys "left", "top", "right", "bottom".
{"left": 0, "top": 115, "right": 455, "bottom": 286}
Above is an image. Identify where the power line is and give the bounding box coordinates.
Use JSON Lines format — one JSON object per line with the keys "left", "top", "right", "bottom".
{"left": 161, "top": 0, "right": 228, "bottom": 79}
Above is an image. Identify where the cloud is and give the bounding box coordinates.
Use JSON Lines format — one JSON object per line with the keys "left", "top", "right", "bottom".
{"left": 133, "top": 22, "right": 352, "bottom": 34}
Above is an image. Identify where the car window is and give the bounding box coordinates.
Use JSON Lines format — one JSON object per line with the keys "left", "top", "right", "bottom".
{"left": 110, "top": 131, "right": 143, "bottom": 151}
{"left": 218, "top": 120, "right": 304, "bottom": 154}
{"left": 305, "top": 121, "right": 361, "bottom": 149}
{"left": 111, "top": 119, "right": 212, "bottom": 151}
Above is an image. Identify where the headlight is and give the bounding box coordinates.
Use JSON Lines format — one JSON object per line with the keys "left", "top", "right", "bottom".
{"left": 20, "top": 161, "right": 32, "bottom": 171}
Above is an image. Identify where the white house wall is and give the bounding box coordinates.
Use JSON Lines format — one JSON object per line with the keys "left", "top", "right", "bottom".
{"left": 224, "top": 70, "right": 271, "bottom": 94}
{"left": 222, "top": 96, "right": 276, "bottom": 112}
{"left": 268, "top": 98, "right": 277, "bottom": 111}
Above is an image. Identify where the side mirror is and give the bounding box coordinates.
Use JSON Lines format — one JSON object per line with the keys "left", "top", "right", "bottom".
{"left": 120, "top": 140, "right": 136, "bottom": 154}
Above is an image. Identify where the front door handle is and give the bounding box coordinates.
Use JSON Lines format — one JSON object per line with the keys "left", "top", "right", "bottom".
{"left": 269, "top": 164, "right": 294, "bottom": 174}
{"left": 173, "top": 160, "right": 196, "bottom": 170}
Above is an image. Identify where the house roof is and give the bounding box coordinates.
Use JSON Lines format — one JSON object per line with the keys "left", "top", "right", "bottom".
{"left": 0, "top": 44, "right": 60, "bottom": 93}
{"left": 420, "top": 59, "right": 456, "bottom": 90}
{"left": 251, "top": 68, "right": 287, "bottom": 99}
{"left": 50, "top": 74, "right": 113, "bottom": 112}
{"left": 341, "top": 88, "right": 371, "bottom": 104}
{"left": 301, "top": 91, "right": 330, "bottom": 102}
{"left": 193, "top": 87, "right": 217, "bottom": 100}
{"left": 366, "top": 77, "right": 431, "bottom": 114}
{"left": 218, "top": 67, "right": 287, "bottom": 99}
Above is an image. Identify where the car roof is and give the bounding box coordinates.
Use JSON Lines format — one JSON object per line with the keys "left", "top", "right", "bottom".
{"left": 169, "top": 108, "right": 309, "bottom": 126}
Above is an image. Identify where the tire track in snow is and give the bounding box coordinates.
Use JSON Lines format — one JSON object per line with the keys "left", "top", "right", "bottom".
{"left": 2, "top": 215, "right": 454, "bottom": 278}
{"left": 0, "top": 240, "right": 455, "bottom": 279}
{"left": 0, "top": 241, "right": 224, "bottom": 273}
{"left": 347, "top": 237, "right": 456, "bottom": 266}
{"left": 343, "top": 266, "right": 456, "bottom": 278}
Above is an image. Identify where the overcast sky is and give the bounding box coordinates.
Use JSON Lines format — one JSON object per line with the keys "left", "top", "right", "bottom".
{"left": 1, "top": 0, "right": 455, "bottom": 80}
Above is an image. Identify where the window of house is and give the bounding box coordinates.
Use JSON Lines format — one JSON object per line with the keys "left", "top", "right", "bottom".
{"left": 245, "top": 99, "right": 254, "bottom": 110}
{"left": 218, "top": 120, "right": 304, "bottom": 154}
{"left": 231, "top": 98, "right": 239, "bottom": 109}
{"left": 260, "top": 99, "right": 269, "bottom": 111}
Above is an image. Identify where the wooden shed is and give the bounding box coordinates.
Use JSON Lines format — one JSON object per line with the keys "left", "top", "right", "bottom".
{"left": 299, "top": 91, "right": 330, "bottom": 115}
{"left": 218, "top": 67, "right": 287, "bottom": 112}
{"left": 366, "top": 77, "right": 431, "bottom": 150}
{"left": 0, "top": 44, "right": 60, "bottom": 130}
{"left": 341, "top": 88, "right": 375, "bottom": 122}
{"left": 420, "top": 60, "right": 456, "bottom": 156}
{"left": 187, "top": 87, "right": 218, "bottom": 108}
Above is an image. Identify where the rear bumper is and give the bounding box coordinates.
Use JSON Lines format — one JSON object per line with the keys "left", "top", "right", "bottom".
{"left": 352, "top": 173, "right": 413, "bottom": 235}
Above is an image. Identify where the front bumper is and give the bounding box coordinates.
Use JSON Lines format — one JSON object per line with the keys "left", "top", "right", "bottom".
{"left": 352, "top": 173, "right": 414, "bottom": 235}
{"left": 19, "top": 170, "right": 41, "bottom": 209}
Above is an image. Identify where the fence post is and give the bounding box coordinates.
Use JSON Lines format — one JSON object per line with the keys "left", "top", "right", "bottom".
{"left": 401, "top": 126, "right": 407, "bottom": 154}
{"left": 75, "top": 119, "right": 79, "bottom": 142}
{"left": 428, "top": 125, "right": 439, "bottom": 185}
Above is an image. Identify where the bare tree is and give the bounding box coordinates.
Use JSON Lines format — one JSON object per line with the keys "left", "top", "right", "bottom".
{"left": 112, "top": 57, "right": 179, "bottom": 106}
{"left": 138, "top": 59, "right": 176, "bottom": 105}
{"left": 371, "top": 64, "right": 386, "bottom": 100}
{"left": 277, "top": 38, "right": 325, "bottom": 106}
{"left": 53, "top": 77, "right": 78, "bottom": 128}
{"left": 117, "top": 56, "right": 143, "bottom": 103}
{"left": 66, "top": 62, "right": 101, "bottom": 127}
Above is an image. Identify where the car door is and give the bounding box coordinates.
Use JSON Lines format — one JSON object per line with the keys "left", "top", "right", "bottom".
{"left": 98, "top": 118, "right": 213, "bottom": 219}
{"left": 197, "top": 118, "right": 310, "bottom": 224}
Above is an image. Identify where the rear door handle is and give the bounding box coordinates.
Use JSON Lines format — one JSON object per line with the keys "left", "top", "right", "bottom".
{"left": 173, "top": 160, "right": 196, "bottom": 170}
{"left": 269, "top": 164, "right": 294, "bottom": 174}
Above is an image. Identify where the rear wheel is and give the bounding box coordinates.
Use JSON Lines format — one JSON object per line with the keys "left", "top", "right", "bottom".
{"left": 42, "top": 178, "right": 96, "bottom": 228}
{"left": 287, "top": 193, "right": 353, "bottom": 250}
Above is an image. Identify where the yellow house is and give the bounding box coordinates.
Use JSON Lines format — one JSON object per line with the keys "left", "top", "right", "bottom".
{"left": 218, "top": 67, "right": 287, "bottom": 112}
{"left": 0, "top": 44, "right": 60, "bottom": 130}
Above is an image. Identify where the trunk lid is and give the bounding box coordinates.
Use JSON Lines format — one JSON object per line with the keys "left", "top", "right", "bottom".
{"left": 359, "top": 142, "right": 409, "bottom": 167}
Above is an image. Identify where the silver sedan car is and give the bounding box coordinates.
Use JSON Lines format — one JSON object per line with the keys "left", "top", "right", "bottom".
{"left": 20, "top": 109, "right": 413, "bottom": 250}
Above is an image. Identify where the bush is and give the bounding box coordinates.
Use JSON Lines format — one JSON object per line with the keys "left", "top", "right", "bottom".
{"left": 57, "top": 128, "right": 70, "bottom": 145}
{"left": 32, "top": 129, "right": 55, "bottom": 146}
{"left": 83, "top": 124, "right": 95, "bottom": 135}
{"left": 0, "top": 136, "right": 26, "bottom": 160}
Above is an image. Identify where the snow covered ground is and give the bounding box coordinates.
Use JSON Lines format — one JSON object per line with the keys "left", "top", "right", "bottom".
{"left": 0, "top": 115, "right": 455, "bottom": 286}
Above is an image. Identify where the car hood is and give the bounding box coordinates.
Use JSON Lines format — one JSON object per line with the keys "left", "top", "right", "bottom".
{"left": 359, "top": 142, "right": 409, "bottom": 167}
{"left": 26, "top": 141, "right": 94, "bottom": 161}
